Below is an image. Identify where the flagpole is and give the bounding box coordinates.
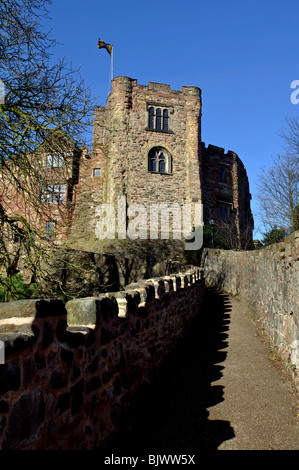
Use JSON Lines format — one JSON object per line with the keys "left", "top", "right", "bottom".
{"left": 98, "top": 38, "right": 113, "bottom": 94}
{"left": 111, "top": 46, "right": 113, "bottom": 83}
{"left": 108, "top": 46, "right": 113, "bottom": 94}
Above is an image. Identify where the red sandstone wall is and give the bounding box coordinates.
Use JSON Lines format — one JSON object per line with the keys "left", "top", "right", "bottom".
{"left": 106, "top": 77, "right": 202, "bottom": 209}
{"left": 0, "top": 267, "right": 204, "bottom": 450}
{"left": 0, "top": 146, "right": 83, "bottom": 245}
{"left": 67, "top": 77, "right": 203, "bottom": 250}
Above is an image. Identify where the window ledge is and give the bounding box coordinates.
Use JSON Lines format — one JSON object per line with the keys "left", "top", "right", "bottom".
{"left": 145, "top": 128, "right": 174, "bottom": 134}
{"left": 148, "top": 171, "right": 173, "bottom": 176}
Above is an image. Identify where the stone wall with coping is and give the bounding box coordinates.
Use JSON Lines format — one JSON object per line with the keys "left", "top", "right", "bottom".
{"left": 0, "top": 267, "right": 204, "bottom": 450}
{"left": 201, "top": 231, "right": 299, "bottom": 386}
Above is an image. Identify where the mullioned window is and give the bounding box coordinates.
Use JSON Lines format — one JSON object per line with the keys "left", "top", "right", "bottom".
{"left": 147, "top": 106, "right": 171, "bottom": 132}
{"left": 41, "top": 184, "right": 66, "bottom": 203}
{"left": 148, "top": 147, "right": 172, "bottom": 174}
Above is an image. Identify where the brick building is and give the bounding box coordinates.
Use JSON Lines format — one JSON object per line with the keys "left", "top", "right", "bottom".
{"left": 1, "top": 76, "right": 254, "bottom": 254}
{"left": 0, "top": 133, "right": 82, "bottom": 245}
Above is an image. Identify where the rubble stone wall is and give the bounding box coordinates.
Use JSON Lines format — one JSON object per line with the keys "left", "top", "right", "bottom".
{"left": 0, "top": 267, "right": 204, "bottom": 450}
{"left": 201, "top": 231, "right": 299, "bottom": 385}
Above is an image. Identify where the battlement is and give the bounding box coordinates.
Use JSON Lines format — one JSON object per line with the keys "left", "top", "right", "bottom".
{"left": 202, "top": 142, "right": 248, "bottom": 176}
{"left": 0, "top": 267, "right": 204, "bottom": 450}
{"left": 110, "top": 76, "right": 201, "bottom": 100}
{"left": 202, "top": 143, "right": 237, "bottom": 159}
{"left": 148, "top": 81, "right": 171, "bottom": 92}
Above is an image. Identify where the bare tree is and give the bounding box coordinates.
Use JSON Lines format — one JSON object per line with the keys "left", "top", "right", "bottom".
{"left": 279, "top": 117, "right": 299, "bottom": 161}
{"left": 257, "top": 118, "right": 299, "bottom": 234}
{"left": 214, "top": 216, "right": 254, "bottom": 251}
{"left": 0, "top": 0, "right": 95, "bottom": 300}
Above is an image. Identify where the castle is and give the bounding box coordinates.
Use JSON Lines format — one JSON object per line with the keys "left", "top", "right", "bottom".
{"left": 1, "top": 76, "right": 254, "bottom": 256}
{"left": 67, "top": 76, "right": 253, "bottom": 251}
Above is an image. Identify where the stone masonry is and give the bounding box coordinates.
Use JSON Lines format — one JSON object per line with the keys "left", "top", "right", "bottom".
{"left": 0, "top": 267, "right": 204, "bottom": 450}
{"left": 201, "top": 231, "right": 299, "bottom": 388}
{"left": 66, "top": 76, "right": 253, "bottom": 252}
{"left": 0, "top": 76, "right": 254, "bottom": 253}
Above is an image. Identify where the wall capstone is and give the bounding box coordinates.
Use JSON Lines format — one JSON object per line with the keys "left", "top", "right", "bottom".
{"left": 0, "top": 267, "right": 204, "bottom": 450}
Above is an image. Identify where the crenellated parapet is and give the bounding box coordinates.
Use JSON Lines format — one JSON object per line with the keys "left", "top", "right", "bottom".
{"left": 0, "top": 267, "right": 204, "bottom": 450}
{"left": 201, "top": 142, "right": 253, "bottom": 247}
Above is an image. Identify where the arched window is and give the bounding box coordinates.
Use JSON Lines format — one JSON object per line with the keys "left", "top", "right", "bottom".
{"left": 159, "top": 153, "right": 166, "bottom": 173}
{"left": 148, "top": 147, "right": 172, "bottom": 174}
{"left": 149, "top": 154, "right": 157, "bottom": 172}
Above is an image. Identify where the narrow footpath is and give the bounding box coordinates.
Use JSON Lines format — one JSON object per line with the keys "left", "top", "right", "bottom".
{"left": 103, "top": 289, "right": 299, "bottom": 454}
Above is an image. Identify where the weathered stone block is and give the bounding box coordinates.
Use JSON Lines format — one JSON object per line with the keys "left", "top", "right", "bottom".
{"left": 0, "top": 299, "right": 40, "bottom": 319}
{"left": 35, "top": 299, "right": 66, "bottom": 319}
{"left": 22, "top": 357, "right": 36, "bottom": 389}
{"left": 49, "top": 370, "right": 68, "bottom": 389}
{"left": 0, "top": 400, "right": 9, "bottom": 413}
{"left": 110, "top": 402, "right": 121, "bottom": 425}
{"left": 0, "top": 416, "right": 6, "bottom": 436}
{"left": 71, "top": 378, "right": 84, "bottom": 415}
{"left": 0, "top": 359, "right": 21, "bottom": 394}
{"left": 66, "top": 297, "right": 99, "bottom": 326}
{"left": 41, "top": 321, "right": 54, "bottom": 348}
{"left": 0, "top": 333, "right": 34, "bottom": 357}
{"left": 60, "top": 347, "right": 74, "bottom": 366}
{"left": 65, "top": 328, "right": 86, "bottom": 347}
{"left": 86, "top": 376, "right": 101, "bottom": 394}
{"left": 56, "top": 392, "right": 70, "bottom": 416}
{"left": 2, "top": 387, "right": 45, "bottom": 449}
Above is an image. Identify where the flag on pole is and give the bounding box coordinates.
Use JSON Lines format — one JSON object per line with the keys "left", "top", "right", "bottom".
{"left": 98, "top": 37, "right": 114, "bottom": 92}
{"left": 98, "top": 38, "right": 112, "bottom": 56}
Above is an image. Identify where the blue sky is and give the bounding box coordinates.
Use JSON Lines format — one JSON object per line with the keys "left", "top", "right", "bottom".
{"left": 48, "top": 0, "right": 299, "bottom": 240}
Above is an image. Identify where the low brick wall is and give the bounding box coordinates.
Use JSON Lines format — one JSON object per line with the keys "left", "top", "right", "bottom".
{"left": 201, "top": 231, "right": 299, "bottom": 386}
{"left": 0, "top": 267, "right": 204, "bottom": 450}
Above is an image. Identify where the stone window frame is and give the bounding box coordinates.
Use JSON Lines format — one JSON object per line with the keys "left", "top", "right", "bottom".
{"left": 220, "top": 167, "right": 225, "bottom": 182}
{"left": 93, "top": 168, "right": 101, "bottom": 177}
{"left": 45, "top": 154, "right": 64, "bottom": 168}
{"left": 219, "top": 162, "right": 230, "bottom": 183}
{"left": 218, "top": 200, "right": 233, "bottom": 221}
{"left": 146, "top": 103, "right": 174, "bottom": 133}
{"left": 45, "top": 221, "right": 56, "bottom": 238}
{"left": 147, "top": 146, "right": 172, "bottom": 175}
{"left": 41, "top": 183, "right": 66, "bottom": 203}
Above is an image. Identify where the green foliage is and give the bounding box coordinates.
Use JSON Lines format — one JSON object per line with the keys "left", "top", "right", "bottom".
{"left": 0, "top": 0, "right": 94, "bottom": 297}
{"left": 203, "top": 222, "right": 229, "bottom": 249}
{"left": 184, "top": 223, "right": 230, "bottom": 266}
{"left": 262, "top": 226, "right": 286, "bottom": 246}
{"left": 0, "top": 274, "right": 38, "bottom": 302}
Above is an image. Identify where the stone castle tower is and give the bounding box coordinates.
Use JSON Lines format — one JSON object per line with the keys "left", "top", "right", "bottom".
{"left": 67, "top": 76, "right": 253, "bottom": 251}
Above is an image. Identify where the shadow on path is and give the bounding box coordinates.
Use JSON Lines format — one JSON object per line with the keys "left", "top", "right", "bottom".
{"left": 102, "top": 288, "right": 235, "bottom": 454}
